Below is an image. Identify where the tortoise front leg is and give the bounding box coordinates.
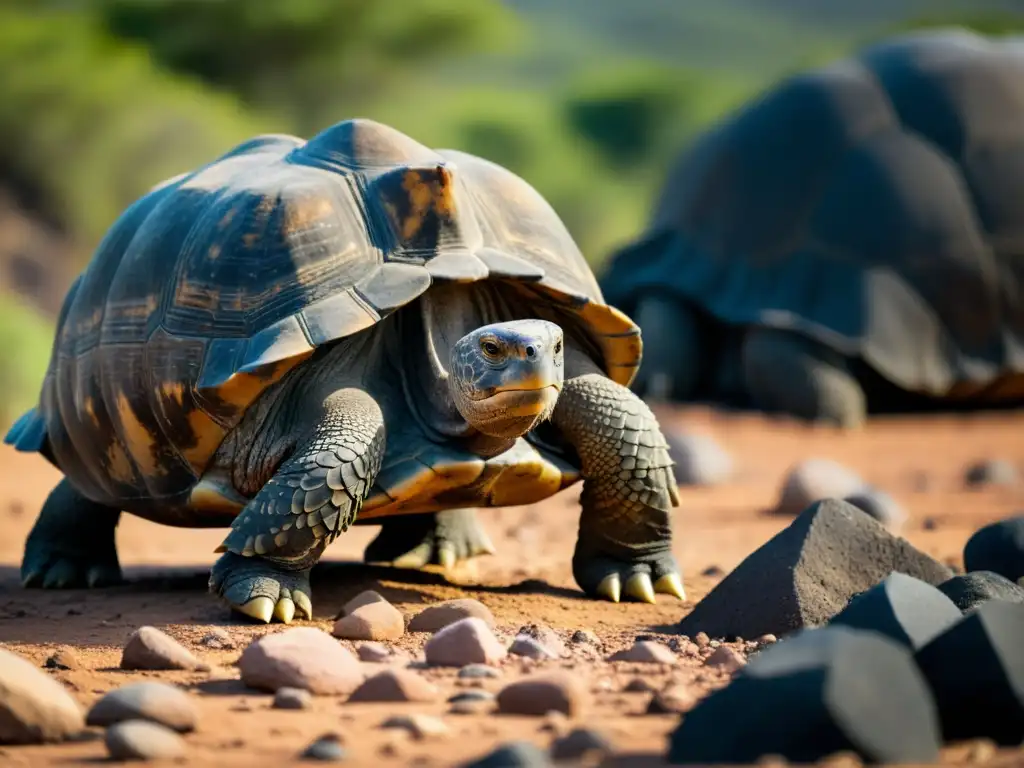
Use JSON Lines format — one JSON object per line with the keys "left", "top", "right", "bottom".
{"left": 210, "top": 388, "right": 385, "bottom": 624}
{"left": 552, "top": 359, "right": 685, "bottom": 604}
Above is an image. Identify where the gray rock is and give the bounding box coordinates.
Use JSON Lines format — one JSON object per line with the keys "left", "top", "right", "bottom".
{"left": 938, "top": 571, "right": 1024, "bottom": 613}
{"left": 409, "top": 599, "right": 496, "bottom": 632}
{"left": 509, "top": 635, "right": 556, "bottom": 660}
{"left": 669, "top": 626, "right": 941, "bottom": 764}
{"left": 965, "top": 459, "right": 1020, "bottom": 488}
{"left": 348, "top": 669, "right": 439, "bottom": 703}
{"left": 828, "top": 572, "right": 963, "bottom": 650}
{"left": 449, "top": 690, "right": 496, "bottom": 704}
{"left": 464, "top": 741, "right": 553, "bottom": 767}
{"left": 608, "top": 640, "right": 676, "bottom": 664}
{"left": 120, "top": 626, "right": 208, "bottom": 672}
{"left": 301, "top": 733, "right": 347, "bottom": 761}
{"left": 331, "top": 599, "right": 405, "bottom": 641}
{"left": 915, "top": 600, "right": 1024, "bottom": 745}
{"left": 105, "top": 720, "right": 186, "bottom": 760}
{"left": 424, "top": 617, "right": 507, "bottom": 667}
{"left": 380, "top": 713, "right": 449, "bottom": 739}
{"left": 550, "top": 727, "right": 613, "bottom": 761}
{"left": 677, "top": 499, "right": 953, "bottom": 639}
{"left": 496, "top": 671, "right": 589, "bottom": 716}
{"left": 964, "top": 516, "right": 1024, "bottom": 583}
{"left": 458, "top": 664, "right": 501, "bottom": 679}
{"left": 198, "top": 628, "right": 236, "bottom": 650}
{"left": 843, "top": 489, "right": 908, "bottom": 533}
{"left": 0, "top": 646, "right": 84, "bottom": 744}
{"left": 667, "top": 432, "right": 735, "bottom": 486}
{"left": 774, "top": 459, "right": 866, "bottom": 516}
{"left": 515, "top": 624, "right": 565, "bottom": 657}
{"left": 86, "top": 681, "right": 197, "bottom": 732}
{"left": 646, "top": 683, "right": 698, "bottom": 714}
{"left": 273, "top": 687, "right": 312, "bottom": 710}
{"left": 238, "top": 627, "right": 364, "bottom": 695}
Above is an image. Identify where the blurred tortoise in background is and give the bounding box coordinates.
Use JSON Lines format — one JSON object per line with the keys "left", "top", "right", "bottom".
{"left": 4, "top": 118, "right": 685, "bottom": 623}
{"left": 600, "top": 29, "right": 1024, "bottom": 428}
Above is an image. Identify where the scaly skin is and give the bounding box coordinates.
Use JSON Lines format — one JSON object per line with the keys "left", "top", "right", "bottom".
{"left": 552, "top": 372, "right": 685, "bottom": 604}
{"left": 209, "top": 388, "right": 386, "bottom": 623}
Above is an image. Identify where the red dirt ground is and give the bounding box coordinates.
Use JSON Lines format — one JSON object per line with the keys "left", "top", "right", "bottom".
{"left": 1, "top": 405, "right": 1023, "bottom": 767}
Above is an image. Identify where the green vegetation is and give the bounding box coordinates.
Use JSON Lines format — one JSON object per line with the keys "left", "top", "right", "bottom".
{"left": 1, "top": 0, "right": 1021, "bottom": 428}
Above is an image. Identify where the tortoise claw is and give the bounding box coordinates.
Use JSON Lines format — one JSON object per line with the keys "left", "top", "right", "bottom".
{"left": 236, "top": 596, "right": 275, "bottom": 624}
{"left": 437, "top": 546, "right": 456, "bottom": 572}
{"left": 596, "top": 573, "right": 621, "bottom": 603}
{"left": 654, "top": 573, "right": 686, "bottom": 601}
{"left": 273, "top": 597, "right": 296, "bottom": 624}
{"left": 624, "top": 572, "right": 657, "bottom": 604}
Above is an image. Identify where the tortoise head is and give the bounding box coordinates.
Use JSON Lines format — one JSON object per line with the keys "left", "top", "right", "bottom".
{"left": 449, "top": 319, "right": 564, "bottom": 439}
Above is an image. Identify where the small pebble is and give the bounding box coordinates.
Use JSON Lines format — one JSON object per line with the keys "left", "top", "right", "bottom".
{"left": 425, "top": 618, "right": 506, "bottom": 667}
{"left": 496, "top": 671, "right": 589, "bottom": 716}
{"left": 198, "top": 628, "right": 236, "bottom": 650}
{"left": 332, "top": 599, "right": 405, "bottom": 642}
{"left": 380, "top": 714, "right": 449, "bottom": 740}
{"left": 775, "top": 458, "right": 866, "bottom": 516}
{"left": 465, "top": 741, "right": 552, "bottom": 767}
{"left": 701, "top": 565, "right": 725, "bottom": 578}
{"left": 339, "top": 590, "right": 388, "bottom": 616}
{"left": 273, "top": 687, "right": 313, "bottom": 710}
{"left": 694, "top": 632, "right": 711, "bottom": 649}
{"left": 105, "top": 720, "right": 186, "bottom": 761}
{"left": 509, "top": 635, "right": 556, "bottom": 660}
{"left": 843, "top": 489, "right": 908, "bottom": 533}
{"left": 703, "top": 646, "right": 746, "bottom": 673}
{"left": 608, "top": 640, "right": 676, "bottom": 664}
{"left": 301, "top": 733, "right": 347, "bottom": 762}
{"left": 238, "top": 627, "right": 364, "bottom": 695}
{"left": 0, "top": 647, "right": 84, "bottom": 744}
{"left": 458, "top": 664, "right": 502, "bottom": 679}
{"left": 87, "top": 681, "right": 197, "bottom": 732}
{"left": 449, "top": 690, "right": 496, "bottom": 704}
{"left": 515, "top": 624, "right": 565, "bottom": 656}
{"left": 348, "top": 669, "right": 439, "bottom": 703}
{"left": 757, "top": 634, "right": 778, "bottom": 645}
{"left": 44, "top": 647, "right": 82, "bottom": 671}
{"left": 357, "top": 642, "right": 396, "bottom": 663}
{"left": 667, "top": 431, "right": 735, "bottom": 486}
{"left": 570, "top": 630, "right": 600, "bottom": 646}
{"left": 965, "top": 459, "right": 1020, "bottom": 488}
{"left": 646, "top": 683, "right": 698, "bottom": 714}
{"left": 550, "top": 727, "right": 614, "bottom": 762}
{"left": 120, "top": 626, "right": 208, "bottom": 672}
{"left": 624, "top": 678, "right": 656, "bottom": 693}
{"left": 409, "top": 599, "right": 496, "bottom": 631}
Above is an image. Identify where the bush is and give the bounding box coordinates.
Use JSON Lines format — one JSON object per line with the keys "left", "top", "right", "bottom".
{"left": 0, "top": 292, "right": 54, "bottom": 431}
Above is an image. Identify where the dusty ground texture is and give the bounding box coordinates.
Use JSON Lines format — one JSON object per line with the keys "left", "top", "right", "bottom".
{"left": 1, "top": 405, "right": 1023, "bottom": 767}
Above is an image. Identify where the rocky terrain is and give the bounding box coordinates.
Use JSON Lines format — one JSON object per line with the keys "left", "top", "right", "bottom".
{"left": 1, "top": 405, "right": 1023, "bottom": 766}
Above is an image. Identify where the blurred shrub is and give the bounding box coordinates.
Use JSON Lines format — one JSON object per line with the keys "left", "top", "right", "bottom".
{"left": 890, "top": 12, "right": 1024, "bottom": 38}
{"left": 0, "top": 5, "right": 260, "bottom": 247}
{"left": 90, "top": 0, "right": 521, "bottom": 132}
{"left": 0, "top": 292, "right": 53, "bottom": 430}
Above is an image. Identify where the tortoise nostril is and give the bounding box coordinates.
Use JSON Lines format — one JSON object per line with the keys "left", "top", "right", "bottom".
{"left": 525, "top": 344, "right": 536, "bottom": 359}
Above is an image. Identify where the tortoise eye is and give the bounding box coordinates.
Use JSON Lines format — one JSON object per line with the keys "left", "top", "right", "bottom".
{"left": 481, "top": 340, "right": 502, "bottom": 358}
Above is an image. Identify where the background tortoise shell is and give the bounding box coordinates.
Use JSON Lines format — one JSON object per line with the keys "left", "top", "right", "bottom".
{"left": 8, "top": 118, "right": 640, "bottom": 510}
{"left": 600, "top": 29, "right": 1024, "bottom": 401}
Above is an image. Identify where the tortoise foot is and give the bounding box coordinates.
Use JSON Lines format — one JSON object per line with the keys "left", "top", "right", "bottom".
{"left": 364, "top": 509, "right": 496, "bottom": 572}
{"left": 572, "top": 544, "right": 685, "bottom": 605}
{"left": 22, "top": 479, "right": 122, "bottom": 589}
{"left": 209, "top": 552, "right": 313, "bottom": 624}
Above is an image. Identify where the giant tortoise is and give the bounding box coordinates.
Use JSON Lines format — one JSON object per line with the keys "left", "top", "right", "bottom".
{"left": 600, "top": 29, "right": 1024, "bottom": 427}
{"left": 4, "top": 118, "right": 684, "bottom": 623}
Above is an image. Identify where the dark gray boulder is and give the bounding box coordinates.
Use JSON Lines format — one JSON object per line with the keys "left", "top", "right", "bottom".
{"left": 963, "top": 516, "right": 1024, "bottom": 583}
{"left": 827, "top": 573, "right": 962, "bottom": 650}
{"left": 914, "top": 600, "right": 1024, "bottom": 745}
{"left": 676, "top": 499, "right": 952, "bottom": 639}
{"left": 668, "top": 625, "right": 941, "bottom": 764}
{"left": 937, "top": 571, "right": 1024, "bottom": 614}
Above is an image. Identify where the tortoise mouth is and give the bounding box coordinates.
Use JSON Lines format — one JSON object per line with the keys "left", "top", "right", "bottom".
{"left": 470, "top": 386, "right": 560, "bottom": 438}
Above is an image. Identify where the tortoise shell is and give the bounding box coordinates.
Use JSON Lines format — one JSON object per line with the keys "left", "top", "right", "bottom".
{"left": 7, "top": 119, "right": 640, "bottom": 508}
{"left": 600, "top": 29, "right": 1024, "bottom": 400}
